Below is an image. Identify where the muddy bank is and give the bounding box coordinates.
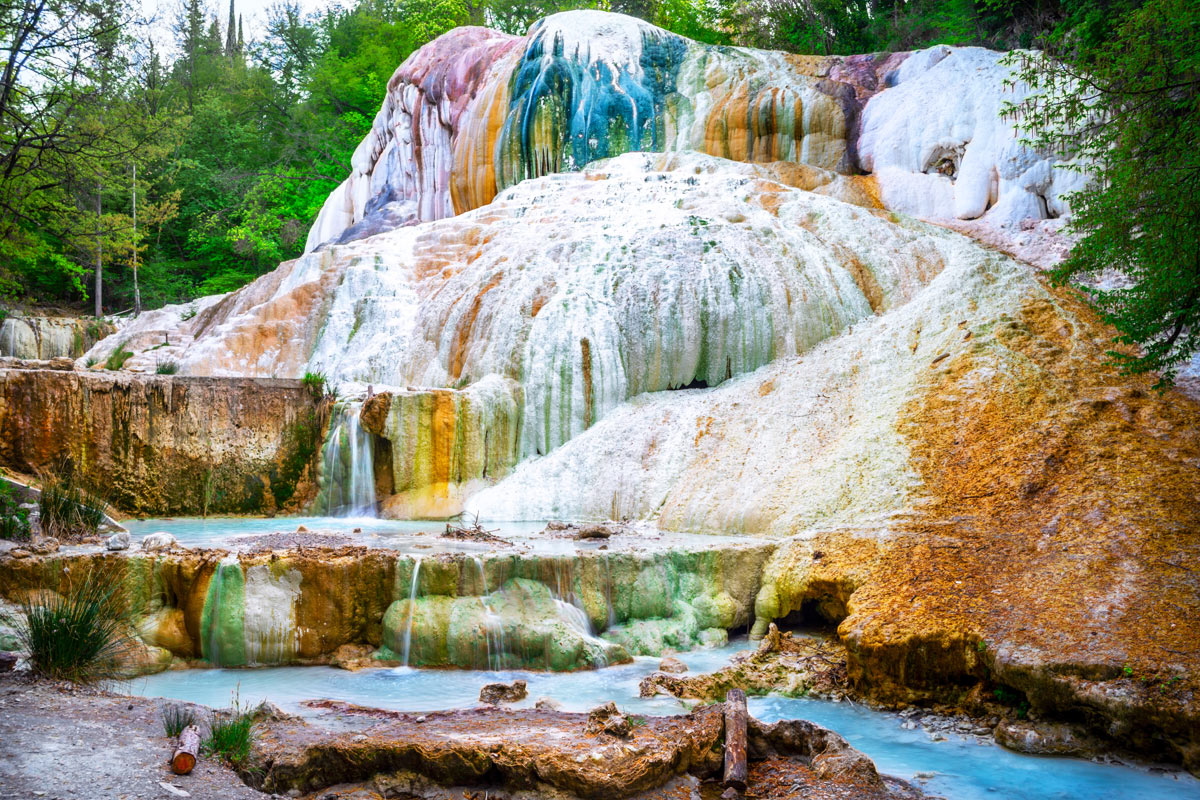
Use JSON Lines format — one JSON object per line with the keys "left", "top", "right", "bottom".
{"left": 0, "top": 368, "right": 324, "bottom": 515}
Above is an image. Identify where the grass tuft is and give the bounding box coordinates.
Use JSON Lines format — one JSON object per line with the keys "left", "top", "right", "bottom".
{"left": 156, "top": 360, "right": 179, "bottom": 375}
{"left": 18, "top": 566, "right": 129, "bottom": 683}
{"left": 105, "top": 342, "right": 133, "bottom": 370}
{"left": 162, "top": 703, "right": 197, "bottom": 738}
{"left": 39, "top": 473, "right": 106, "bottom": 539}
{"left": 301, "top": 371, "right": 327, "bottom": 397}
{"left": 204, "top": 691, "right": 255, "bottom": 767}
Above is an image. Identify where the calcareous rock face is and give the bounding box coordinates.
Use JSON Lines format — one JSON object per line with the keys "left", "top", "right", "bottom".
{"left": 35, "top": 8, "right": 1200, "bottom": 773}
{"left": 304, "top": 12, "right": 1079, "bottom": 252}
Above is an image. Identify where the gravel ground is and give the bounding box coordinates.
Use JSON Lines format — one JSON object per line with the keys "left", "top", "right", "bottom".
{"left": 0, "top": 674, "right": 268, "bottom": 800}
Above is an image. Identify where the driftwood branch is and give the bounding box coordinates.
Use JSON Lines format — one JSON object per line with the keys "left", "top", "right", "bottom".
{"left": 723, "top": 689, "right": 748, "bottom": 793}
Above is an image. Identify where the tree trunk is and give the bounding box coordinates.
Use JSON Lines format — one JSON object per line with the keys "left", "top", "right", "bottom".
{"left": 723, "top": 689, "right": 748, "bottom": 793}
{"left": 171, "top": 724, "right": 201, "bottom": 775}
{"left": 94, "top": 183, "right": 102, "bottom": 318}
{"left": 132, "top": 162, "right": 140, "bottom": 316}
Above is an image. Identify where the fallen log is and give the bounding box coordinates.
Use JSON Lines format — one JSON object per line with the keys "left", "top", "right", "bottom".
{"left": 723, "top": 689, "right": 748, "bottom": 793}
{"left": 171, "top": 724, "right": 201, "bottom": 775}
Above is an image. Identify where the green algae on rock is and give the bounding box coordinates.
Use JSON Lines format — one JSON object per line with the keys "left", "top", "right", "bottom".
{"left": 0, "top": 539, "right": 774, "bottom": 673}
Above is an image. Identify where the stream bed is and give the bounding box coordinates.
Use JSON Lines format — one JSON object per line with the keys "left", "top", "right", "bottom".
{"left": 127, "top": 639, "right": 1200, "bottom": 800}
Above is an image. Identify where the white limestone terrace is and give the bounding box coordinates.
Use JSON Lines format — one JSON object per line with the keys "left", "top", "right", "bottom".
{"left": 859, "top": 44, "right": 1087, "bottom": 244}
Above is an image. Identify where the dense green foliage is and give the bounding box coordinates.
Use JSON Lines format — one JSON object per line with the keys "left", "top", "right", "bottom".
{"left": 2, "top": 0, "right": 1194, "bottom": 379}
{"left": 18, "top": 567, "right": 130, "bottom": 683}
{"left": 1009, "top": 0, "right": 1200, "bottom": 384}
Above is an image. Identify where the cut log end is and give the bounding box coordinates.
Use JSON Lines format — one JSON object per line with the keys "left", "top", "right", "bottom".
{"left": 170, "top": 751, "right": 196, "bottom": 775}
{"left": 171, "top": 724, "right": 201, "bottom": 775}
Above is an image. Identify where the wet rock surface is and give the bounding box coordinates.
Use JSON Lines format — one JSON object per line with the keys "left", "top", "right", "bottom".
{"left": 245, "top": 698, "right": 908, "bottom": 800}
{"left": 584, "top": 701, "right": 633, "bottom": 738}
{"left": 0, "top": 538, "right": 774, "bottom": 672}
{"left": 479, "top": 679, "right": 527, "bottom": 704}
{"left": 658, "top": 656, "right": 687, "bottom": 674}
{"left": 249, "top": 701, "right": 726, "bottom": 799}
{"left": 642, "top": 626, "right": 848, "bottom": 702}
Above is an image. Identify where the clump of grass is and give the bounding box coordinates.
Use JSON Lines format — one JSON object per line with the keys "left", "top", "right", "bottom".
{"left": 0, "top": 482, "right": 31, "bottom": 542}
{"left": 105, "top": 342, "right": 133, "bottom": 370}
{"left": 162, "top": 703, "right": 197, "bottom": 738}
{"left": 204, "top": 692, "right": 255, "bottom": 767}
{"left": 84, "top": 357, "right": 97, "bottom": 368}
{"left": 301, "top": 370, "right": 327, "bottom": 397}
{"left": 156, "top": 360, "right": 179, "bottom": 375}
{"left": 18, "top": 566, "right": 130, "bottom": 683}
{"left": 39, "top": 473, "right": 106, "bottom": 539}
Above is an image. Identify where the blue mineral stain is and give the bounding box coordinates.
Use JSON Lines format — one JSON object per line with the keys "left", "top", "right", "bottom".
{"left": 496, "top": 21, "right": 691, "bottom": 190}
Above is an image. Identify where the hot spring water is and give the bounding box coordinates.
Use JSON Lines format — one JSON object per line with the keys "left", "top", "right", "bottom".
{"left": 116, "top": 513, "right": 1200, "bottom": 799}
{"left": 130, "top": 641, "right": 1200, "bottom": 800}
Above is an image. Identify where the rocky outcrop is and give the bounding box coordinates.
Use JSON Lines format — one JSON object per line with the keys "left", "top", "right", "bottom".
{"left": 244, "top": 700, "right": 887, "bottom": 800}
{"left": 305, "top": 13, "right": 1075, "bottom": 253}
{"left": 748, "top": 717, "right": 883, "bottom": 789}
{"left": 0, "top": 539, "right": 773, "bottom": 671}
{"left": 479, "top": 679, "right": 527, "bottom": 704}
{"left": 641, "top": 625, "right": 848, "bottom": 702}
{"left": 248, "top": 703, "right": 726, "bottom": 798}
{"left": 0, "top": 316, "right": 113, "bottom": 360}
{"left": 0, "top": 369, "right": 323, "bottom": 515}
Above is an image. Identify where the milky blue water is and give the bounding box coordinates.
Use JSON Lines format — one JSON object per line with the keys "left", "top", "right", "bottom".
{"left": 121, "top": 516, "right": 746, "bottom": 554}
{"left": 127, "top": 638, "right": 1200, "bottom": 800}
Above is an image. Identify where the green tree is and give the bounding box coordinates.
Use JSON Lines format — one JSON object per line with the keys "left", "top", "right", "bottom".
{"left": 1009, "top": 0, "right": 1200, "bottom": 385}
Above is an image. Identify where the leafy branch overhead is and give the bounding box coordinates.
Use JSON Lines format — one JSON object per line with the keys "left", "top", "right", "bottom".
{"left": 1005, "top": 0, "right": 1200, "bottom": 384}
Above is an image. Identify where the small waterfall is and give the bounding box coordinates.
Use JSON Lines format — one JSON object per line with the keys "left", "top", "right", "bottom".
{"left": 317, "top": 400, "right": 377, "bottom": 516}
{"left": 401, "top": 556, "right": 422, "bottom": 667}
{"left": 207, "top": 565, "right": 225, "bottom": 667}
{"left": 204, "top": 555, "right": 242, "bottom": 667}
{"left": 550, "top": 559, "right": 610, "bottom": 668}
{"left": 473, "top": 556, "right": 506, "bottom": 670}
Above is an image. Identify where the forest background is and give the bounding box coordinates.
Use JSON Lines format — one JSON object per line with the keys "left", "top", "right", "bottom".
{"left": 1, "top": 0, "right": 1196, "bottom": 378}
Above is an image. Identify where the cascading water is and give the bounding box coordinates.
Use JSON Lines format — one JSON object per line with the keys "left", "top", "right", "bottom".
{"left": 202, "top": 555, "right": 242, "bottom": 667}
{"left": 548, "top": 560, "right": 611, "bottom": 669}
{"left": 400, "top": 556, "right": 422, "bottom": 668}
{"left": 472, "top": 557, "right": 506, "bottom": 670}
{"left": 316, "top": 400, "right": 377, "bottom": 516}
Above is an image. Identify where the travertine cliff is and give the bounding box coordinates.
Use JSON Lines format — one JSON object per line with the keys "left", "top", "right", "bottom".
{"left": 0, "top": 368, "right": 322, "bottom": 515}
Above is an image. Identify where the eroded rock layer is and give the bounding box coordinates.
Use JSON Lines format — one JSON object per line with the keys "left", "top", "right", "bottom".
{"left": 0, "top": 540, "right": 774, "bottom": 671}
{"left": 0, "top": 369, "right": 322, "bottom": 515}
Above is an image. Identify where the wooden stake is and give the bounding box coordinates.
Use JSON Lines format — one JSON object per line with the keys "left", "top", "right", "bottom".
{"left": 723, "top": 688, "right": 748, "bottom": 793}
{"left": 171, "top": 724, "right": 201, "bottom": 775}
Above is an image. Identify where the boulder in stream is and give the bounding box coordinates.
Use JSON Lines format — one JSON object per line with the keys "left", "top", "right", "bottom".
{"left": 479, "top": 679, "right": 526, "bottom": 705}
